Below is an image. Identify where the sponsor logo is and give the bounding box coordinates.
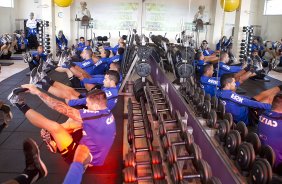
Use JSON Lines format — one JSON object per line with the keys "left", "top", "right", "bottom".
{"left": 106, "top": 115, "right": 114, "bottom": 125}
{"left": 259, "top": 116, "right": 278, "bottom": 127}
{"left": 231, "top": 94, "right": 243, "bottom": 103}
{"left": 82, "top": 61, "right": 91, "bottom": 67}
{"left": 106, "top": 90, "right": 112, "bottom": 97}
{"left": 222, "top": 64, "right": 230, "bottom": 70}
{"left": 82, "top": 130, "right": 87, "bottom": 136}
{"left": 208, "top": 79, "right": 218, "bottom": 85}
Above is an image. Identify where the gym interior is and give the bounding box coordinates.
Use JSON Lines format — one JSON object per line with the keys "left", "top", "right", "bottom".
{"left": 0, "top": 0, "right": 282, "bottom": 183}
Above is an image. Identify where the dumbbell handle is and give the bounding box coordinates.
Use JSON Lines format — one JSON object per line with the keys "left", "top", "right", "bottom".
{"left": 162, "top": 119, "right": 177, "bottom": 124}
{"left": 157, "top": 109, "right": 170, "bottom": 113}
{"left": 153, "top": 98, "right": 165, "bottom": 101}
{"left": 177, "top": 155, "right": 195, "bottom": 161}
{"left": 167, "top": 129, "right": 181, "bottom": 134}
{"left": 155, "top": 102, "right": 166, "bottom": 105}
{"left": 133, "top": 126, "right": 144, "bottom": 130}
{"left": 172, "top": 141, "right": 186, "bottom": 147}
{"left": 152, "top": 92, "right": 163, "bottom": 95}
{"left": 135, "top": 147, "right": 150, "bottom": 152}
{"left": 183, "top": 174, "right": 200, "bottom": 180}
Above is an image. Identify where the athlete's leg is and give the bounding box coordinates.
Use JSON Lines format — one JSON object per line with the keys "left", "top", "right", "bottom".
{"left": 253, "top": 86, "right": 281, "bottom": 104}
{"left": 25, "top": 109, "right": 73, "bottom": 151}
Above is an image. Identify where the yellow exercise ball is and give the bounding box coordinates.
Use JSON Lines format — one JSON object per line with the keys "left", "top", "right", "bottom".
{"left": 220, "top": 0, "right": 240, "bottom": 12}
{"left": 54, "top": 0, "right": 73, "bottom": 7}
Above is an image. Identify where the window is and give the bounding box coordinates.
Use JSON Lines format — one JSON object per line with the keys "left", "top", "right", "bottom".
{"left": 0, "top": 0, "right": 14, "bottom": 8}
{"left": 264, "top": 0, "right": 282, "bottom": 15}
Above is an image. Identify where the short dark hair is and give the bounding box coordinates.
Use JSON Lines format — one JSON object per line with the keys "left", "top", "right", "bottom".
{"left": 86, "top": 89, "right": 107, "bottom": 106}
{"left": 80, "top": 37, "right": 85, "bottom": 40}
{"left": 203, "top": 64, "right": 213, "bottom": 74}
{"left": 104, "top": 50, "right": 111, "bottom": 58}
{"left": 272, "top": 93, "right": 282, "bottom": 110}
{"left": 220, "top": 73, "right": 235, "bottom": 88}
{"left": 194, "top": 51, "right": 203, "bottom": 60}
{"left": 110, "top": 62, "right": 121, "bottom": 73}
{"left": 219, "top": 51, "right": 228, "bottom": 60}
{"left": 117, "top": 47, "right": 125, "bottom": 55}
{"left": 106, "top": 70, "right": 120, "bottom": 85}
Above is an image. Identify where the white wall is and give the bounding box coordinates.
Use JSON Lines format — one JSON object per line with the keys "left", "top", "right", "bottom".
{"left": 0, "top": 7, "right": 15, "bottom": 34}
{"left": 67, "top": 0, "right": 216, "bottom": 46}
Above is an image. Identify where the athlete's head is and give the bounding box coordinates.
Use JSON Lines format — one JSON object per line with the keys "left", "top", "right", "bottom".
{"left": 272, "top": 93, "right": 282, "bottom": 112}
{"left": 201, "top": 40, "right": 208, "bottom": 49}
{"left": 220, "top": 51, "right": 229, "bottom": 63}
{"left": 79, "top": 37, "right": 85, "bottom": 43}
{"left": 103, "top": 70, "right": 120, "bottom": 88}
{"left": 119, "top": 42, "right": 126, "bottom": 48}
{"left": 86, "top": 89, "right": 107, "bottom": 110}
{"left": 117, "top": 47, "right": 125, "bottom": 56}
{"left": 37, "top": 45, "right": 44, "bottom": 54}
{"left": 101, "top": 49, "right": 110, "bottom": 58}
{"left": 203, "top": 64, "right": 214, "bottom": 77}
{"left": 220, "top": 73, "right": 236, "bottom": 91}
{"left": 109, "top": 62, "right": 121, "bottom": 73}
{"left": 195, "top": 51, "right": 204, "bottom": 61}
{"left": 81, "top": 49, "right": 92, "bottom": 59}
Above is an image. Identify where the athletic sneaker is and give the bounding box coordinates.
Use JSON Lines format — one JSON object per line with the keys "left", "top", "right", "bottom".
{"left": 0, "top": 103, "right": 13, "bottom": 127}
{"left": 7, "top": 87, "right": 28, "bottom": 106}
{"left": 40, "top": 129, "right": 57, "bottom": 153}
{"left": 23, "top": 138, "right": 48, "bottom": 183}
{"left": 26, "top": 52, "right": 33, "bottom": 63}
{"left": 22, "top": 53, "right": 28, "bottom": 63}
{"left": 29, "top": 67, "right": 39, "bottom": 84}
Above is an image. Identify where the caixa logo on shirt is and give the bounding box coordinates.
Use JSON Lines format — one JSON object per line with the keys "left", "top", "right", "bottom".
{"left": 231, "top": 94, "right": 243, "bottom": 103}
{"left": 222, "top": 65, "right": 230, "bottom": 70}
{"left": 259, "top": 116, "right": 278, "bottom": 127}
{"left": 106, "top": 115, "right": 114, "bottom": 125}
{"left": 207, "top": 79, "right": 218, "bottom": 85}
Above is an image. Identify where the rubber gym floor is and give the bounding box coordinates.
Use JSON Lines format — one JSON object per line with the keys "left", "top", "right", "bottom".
{"left": 0, "top": 67, "right": 282, "bottom": 183}
{"left": 0, "top": 69, "right": 124, "bottom": 184}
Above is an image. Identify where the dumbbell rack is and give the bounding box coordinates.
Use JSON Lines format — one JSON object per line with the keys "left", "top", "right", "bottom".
{"left": 124, "top": 97, "right": 167, "bottom": 183}
{"left": 178, "top": 72, "right": 282, "bottom": 183}
{"left": 239, "top": 26, "right": 254, "bottom": 62}
{"left": 146, "top": 57, "right": 250, "bottom": 184}
{"left": 38, "top": 20, "right": 51, "bottom": 54}
{"left": 144, "top": 84, "right": 220, "bottom": 184}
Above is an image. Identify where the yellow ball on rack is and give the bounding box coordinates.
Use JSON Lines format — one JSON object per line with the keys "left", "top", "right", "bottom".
{"left": 54, "top": 0, "right": 73, "bottom": 7}
{"left": 220, "top": 0, "right": 240, "bottom": 12}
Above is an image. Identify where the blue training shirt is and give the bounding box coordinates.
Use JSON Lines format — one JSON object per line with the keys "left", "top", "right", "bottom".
{"left": 202, "top": 49, "right": 215, "bottom": 56}
{"left": 73, "top": 59, "right": 94, "bottom": 75}
{"left": 218, "top": 61, "right": 242, "bottom": 77}
{"left": 79, "top": 108, "right": 116, "bottom": 166}
{"left": 200, "top": 76, "right": 240, "bottom": 97}
{"left": 32, "top": 52, "right": 47, "bottom": 65}
{"left": 68, "top": 87, "right": 119, "bottom": 111}
{"left": 104, "top": 44, "right": 119, "bottom": 55}
{"left": 258, "top": 110, "right": 282, "bottom": 168}
{"left": 217, "top": 90, "right": 272, "bottom": 125}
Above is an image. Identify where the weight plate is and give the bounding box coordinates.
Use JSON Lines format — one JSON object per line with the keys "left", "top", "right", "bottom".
{"left": 225, "top": 130, "right": 241, "bottom": 155}
{"left": 245, "top": 132, "right": 262, "bottom": 154}
{"left": 260, "top": 145, "right": 276, "bottom": 168}
{"left": 235, "top": 121, "right": 248, "bottom": 141}
{"left": 236, "top": 142, "right": 255, "bottom": 170}
{"left": 135, "top": 62, "right": 151, "bottom": 77}
{"left": 218, "top": 119, "right": 230, "bottom": 142}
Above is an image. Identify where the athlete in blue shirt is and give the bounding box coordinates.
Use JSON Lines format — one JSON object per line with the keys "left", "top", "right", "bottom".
{"left": 200, "top": 64, "right": 253, "bottom": 96}
{"left": 104, "top": 36, "right": 126, "bottom": 55}
{"left": 16, "top": 32, "right": 29, "bottom": 52}
{"left": 56, "top": 30, "right": 68, "bottom": 51}
{"left": 258, "top": 94, "right": 282, "bottom": 175}
{"left": 200, "top": 40, "right": 215, "bottom": 56}
{"left": 217, "top": 74, "right": 282, "bottom": 125}
{"left": 9, "top": 87, "right": 116, "bottom": 174}
{"left": 67, "top": 70, "right": 120, "bottom": 110}
{"left": 217, "top": 51, "right": 246, "bottom": 77}
{"left": 33, "top": 69, "right": 120, "bottom": 111}
{"left": 80, "top": 62, "right": 122, "bottom": 90}
{"left": 27, "top": 45, "right": 47, "bottom": 72}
